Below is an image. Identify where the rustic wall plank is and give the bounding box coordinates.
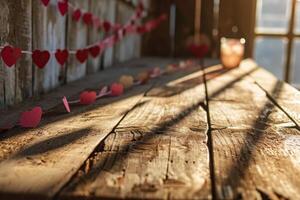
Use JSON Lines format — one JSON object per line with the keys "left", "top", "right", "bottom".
{"left": 99, "top": 0, "right": 117, "bottom": 68}
{"left": 86, "top": 0, "right": 104, "bottom": 73}
{"left": 32, "top": 0, "right": 67, "bottom": 95}
{"left": 66, "top": 0, "right": 89, "bottom": 82}
{"left": 205, "top": 61, "right": 300, "bottom": 199}
{"left": 0, "top": 0, "right": 32, "bottom": 106}
{"left": 115, "top": 1, "right": 141, "bottom": 64}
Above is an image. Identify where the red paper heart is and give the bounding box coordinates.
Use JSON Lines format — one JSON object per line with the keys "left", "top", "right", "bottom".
{"left": 41, "top": 0, "right": 50, "bottom": 6}
{"left": 76, "top": 49, "right": 89, "bottom": 63}
{"left": 89, "top": 46, "right": 101, "bottom": 58}
{"left": 55, "top": 49, "right": 69, "bottom": 66}
{"left": 102, "top": 21, "right": 111, "bottom": 33}
{"left": 83, "top": 12, "right": 93, "bottom": 25}
{"left": 72, "top": 9, "right": 81, "bottom": 22}
{"left": 80, "top": 91, "right": 97, "bottom": 105}
{"left": 136, "top": 26, "right": 147, "bottom": 34}
{"left": 110, "top": 83, "right": 124, "bottom": 97}
{"left": 20, "top": 107, "right": 43, "bottom": 128}
{"left": 1, "top": 46, "right": 22, "bottom": 67}
{"left": 58, "top": 0, "right": 68, "bottom": 16}
{"left": 32, "top": 50, "right": 50, "bottom": 69}
{"left": 188, "top": 44, "right": 209, "bottom": 59}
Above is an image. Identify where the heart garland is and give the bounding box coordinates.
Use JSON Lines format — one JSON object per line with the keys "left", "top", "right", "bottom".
{"left": 0, "top": 13, "right": 166, "bottom": 69}
{"left": 40, "top": 0, "right": 145, "bottom": 33}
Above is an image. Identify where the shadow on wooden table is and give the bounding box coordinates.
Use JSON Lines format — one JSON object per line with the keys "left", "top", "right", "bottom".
{"left": 58, "top": 65, "right": 259, "bottom": 198}
{"left": 220, "top": 81, "right": 290, "bottom": 198}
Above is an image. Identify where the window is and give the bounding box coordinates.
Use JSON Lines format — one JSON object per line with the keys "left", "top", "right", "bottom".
{"left": 254, "top": 0, "right": 300, "bottom": 86}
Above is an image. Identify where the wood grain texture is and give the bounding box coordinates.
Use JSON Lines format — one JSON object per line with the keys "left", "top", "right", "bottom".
{"left": 240, "top": 60, "right": 300, "bottom": 126}
{"left": 60, "top": 66, "right": 211, "bottom": 200}
{"left": 0, "top": 0, "right": 32, "bottom": 106}
{"left": 32, "top": 0, "right": 67, "bottom": 95}
{"left": 0, "top": 58, "right": 177, "bottom": 200}
{"left": 66, "top": 0, "right": 89, "bottom": 82}
{"left": 205, "top": 61, "right": 300, "bottom": 199}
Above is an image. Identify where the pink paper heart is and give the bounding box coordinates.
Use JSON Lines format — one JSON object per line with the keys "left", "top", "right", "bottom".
{"left": 41, "top": 0, "right": 50, "bottom": 6}
{"left": 110, "top": 83, "right": 124, "bottom": 97}
{"left": 20, "top": 107, "right": 43, "bottom": 128}
{"left": 80, "top": 91, "right": 97, "bottom": 105}
{"left": 58, "top": 0, "right": 68, "bottom": 16}
{"left": 62, "top": 96, "right": 71, "bottom": 113}
{"left": 1, "top": 45, "right": 22, "bottom": 67}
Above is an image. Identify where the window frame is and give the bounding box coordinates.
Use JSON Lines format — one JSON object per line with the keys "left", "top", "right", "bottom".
{"left": 253, "top": 0, "right": 299, "bottom": 83}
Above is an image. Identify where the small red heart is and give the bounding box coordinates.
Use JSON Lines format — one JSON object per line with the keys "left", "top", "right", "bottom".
{"left": 58, "top": 0, "right": 68, "bottom": 16}
{"left": 72, "top": 9, "right": 81, "bottom": 22}
{"left": 20, "top": 107, "right": 43, "bottom": 128}
{"left": 83, "top": 12, "right": 93, "bottom": 25}
{"left": 110, "top": 83, "right": 124, "bottom": 97}
{"left": 76, "top": 49, "right": 89, "bottom": 63}
{"left": 88, "top": 46, "right": 101, "bottom": 58}
{"left": 41, "top": 0, "right": 50, "bottom": 6}
{"left": 102, "top": 21, "right": 111, "bottom": 33}
{"left": 55, "top": 49, "right": 69, "bottom": 66}
{"left": 136, "top": 26, "right": 147, "bottom": 34}
{"left": 80, "top": 91, "right": 97, "bottom": 105}
{"left": 32, "top": 50, "right": 50, "bottom": 69}
{"left": 188, "top": 44, "right": 209, "bottom": 59}
{"left": 1, "top": 46, "right": 22, "bottom": 67}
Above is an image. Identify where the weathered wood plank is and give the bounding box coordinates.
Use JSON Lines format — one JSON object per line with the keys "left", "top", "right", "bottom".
{"left": 0, "top": 58, "right": 177, "bottom": 200}
{"left": 205, "top": 61, "right": 300, "bottom": 199}
{"left": 0, "top": 0, "right": 32, "bottom": 106}
{"left": 60, "top": 65, "right": 211, "bottom": 199}
{"left": 86, "top": 0, "right": 104, "bottom": 73}
{"left": 32, "top": 0, "right": 67, "bottom": 94}
{"left": 66, "top": 0, "right": 89, "bottom": 82}
{"left": 0, "top": 64, "right": 4, "bottom": 108}
{"left": 240, "top": 60, "right": 300, "bottom": 127}
{"left": 99, "top": 0, "right": 117, "bottom": 68}
{"left": 115, "top": 2, "right": 141, "bottom": 64}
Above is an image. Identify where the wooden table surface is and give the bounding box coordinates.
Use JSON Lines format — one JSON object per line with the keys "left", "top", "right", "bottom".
{"left": 0, "top": 58, "right": 300, "bottom": 200}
